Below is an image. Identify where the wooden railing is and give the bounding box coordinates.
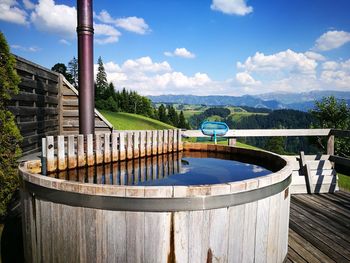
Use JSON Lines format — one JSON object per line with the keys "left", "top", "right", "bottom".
{"left": 183, "top": 128, "right": 350, "bottom": 172}
{"left": 41, "top": 129, "right": 182, "bottom": 174}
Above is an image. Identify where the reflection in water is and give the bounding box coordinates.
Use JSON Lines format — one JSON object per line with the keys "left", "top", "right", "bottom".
{"left": 48, "top": 151, "right": 271, "bottom": 186}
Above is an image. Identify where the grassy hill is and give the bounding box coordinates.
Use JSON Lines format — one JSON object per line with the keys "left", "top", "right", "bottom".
{"left": 100, "top": 111, "right": 174, "bottom": 130}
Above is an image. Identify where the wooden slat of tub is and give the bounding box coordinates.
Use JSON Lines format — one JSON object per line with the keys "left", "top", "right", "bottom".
{"left": 83, "top": 207, "right": 98, "bottom": 262}
{"left": 242, "top": 201, "right": 258, "bottom": 262}
{"left": 279, "top": 189, "right": 291, "bottom": 262}
{"left": 267, "top": 192, "right": 281, "bottom": 262}
{"left": 63, "top": 204, "right": 80, "bottom": 262}
{"left": 188, "top": 209, "right": 210, "bottom": 263}
{"left": 78, "top": 207, "right": 86, "bottom": 262}
{"left": 174, "top": 211, "right": 189, "bottom": 263}
{"left": 144, "top": 188, "right": 172, "bottom": 263}
{"left": 40, "top": 199, "right": 53, "bottom": 263}
{"left": 33, "top": 198, "right": 42, "bottom": 263}
{"left": 126, "top": 187, "right": 145, "bottom": 263}
{"left": 209, "top": 185, "right": 230, "bottom": 263}
{"left": 254, "top": 178, "right": 272, "bottom": 262}
{"left": 104, "top": 210, "right": 127, "bottom": 262}
{"left": 51, "top": 202, "right": 59, "bottom": 262}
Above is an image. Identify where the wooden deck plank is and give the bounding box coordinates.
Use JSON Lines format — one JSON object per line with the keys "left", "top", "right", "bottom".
{"left": 287, "top": 192, "right": 350, "bottom": 262}
{"left": 288, "top": 229, "right": 334, "bottom": 263}
{"left": 290, "top": 208, "right": 350, "bottom": 259}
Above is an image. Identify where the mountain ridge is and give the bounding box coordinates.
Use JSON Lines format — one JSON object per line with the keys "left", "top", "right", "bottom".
{"left": 148, "top": 90, "right": 350, "bottom": 111}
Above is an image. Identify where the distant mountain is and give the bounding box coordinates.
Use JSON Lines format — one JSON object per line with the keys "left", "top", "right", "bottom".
{"left": 148, "top": 95, "right": 284, "bottom": 109}
{"left": 256, "top": 90, "right": 350, "bottom": 104}
{"left": 148, "top": 90, "right": 350, "bottom": 111}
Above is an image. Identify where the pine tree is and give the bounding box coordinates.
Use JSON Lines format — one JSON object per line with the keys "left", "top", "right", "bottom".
{"left": 178, "top": 111, "right": 189, "bottom": 129}
{"left": 95, "top": 56, "right": 108, "bottom": 100}
{"left": 51, "top": 63, "right": 73, "bottom": 83}
{"left": 158, "top": 104, "right": 168, "bottom": 123}
{"left": 167, "top": 105, "right": 179, "bottom": 126}
{"left": 0, "top": 32, "right": 22, "bottom": 217}
{"left": 68, "top": 56, "right": 78, "bottom": 88}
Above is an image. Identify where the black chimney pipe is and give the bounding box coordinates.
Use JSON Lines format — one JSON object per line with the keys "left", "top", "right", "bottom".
{"left": 77, "top": 0, "right": 94, "bottom": 135}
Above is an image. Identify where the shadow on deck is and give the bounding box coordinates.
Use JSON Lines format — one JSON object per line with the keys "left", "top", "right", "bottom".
{"left": 287, "top": 191, "right": 350, "bottom": 263}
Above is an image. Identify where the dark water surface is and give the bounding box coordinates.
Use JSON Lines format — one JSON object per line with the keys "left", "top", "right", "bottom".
{"left": 47, "top": 151, "right": 272, "bottom": 186}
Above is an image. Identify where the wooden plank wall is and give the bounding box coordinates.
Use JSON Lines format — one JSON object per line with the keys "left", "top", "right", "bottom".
{"left": 43, "top": 130, "right": 182, "bottom": 173}
{"left": 9, "top": 55, "right": 113, "bottom": 155}
{"left": 60, "top": 78, "right": 113, "bottom": 135}
{"left": 9, "top": 55, "right": 60, "bottom": 155}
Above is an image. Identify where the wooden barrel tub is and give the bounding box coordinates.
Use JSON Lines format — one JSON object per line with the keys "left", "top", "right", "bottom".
{"left": 19, "top": 143, "right": 292, "bottom": 263}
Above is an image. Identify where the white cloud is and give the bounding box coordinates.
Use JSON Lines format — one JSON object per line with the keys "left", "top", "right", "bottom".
{"left": 94, "top": 57, "right": 219, "bottom": 95}
{"left": 304, "top": 51, "right": 326, "bottom": 61}
{"left": 237, "top": 49, "right": 317, "bottom": 75}
{"left": 236, "top": 72, "right": 261, "bottom": 85}
{"left": 314, "top": 30, "right": 350, "bottom": 51}
{"left": 322, "top": 61, "right": 338, "bottom": 71}
{"left": 115, "top": 17, "right": 149, "bottom": 34}
{"left": 59, "top": 39, "right": 71, "bottom": 45}
{"left": 95, "top": 9, "right": 115, "bottom": 24}
{"left": 30, "top": 0, "right": 76, "bottom": 37}
{"left": 23, "top": 0, "right": 35, "bottom": 10}
{"left": 164, "top": 48, "right": 195, "bottom": 59}
{"left": 235, "top": 49, "right": 350, "bottom": 94}
{"left": 96, "top": 10, "right": 150, "bottom": 35}
{"left": 320, "top": 59, "right": 350, "bottom": 88}
{"left": 122, "top": 56, "right": 171, "bottom": 73}
{"left": 94, "top": 23, "right": 121, "bottom": 44}
{"left": 211, "top": 0, "right": 253, "bottom": 16}
{"left": 11, "top": 44, "right": 40, "bottom": 52}
{"left": 0, "top": 0, "right": 28, "bottom": 25}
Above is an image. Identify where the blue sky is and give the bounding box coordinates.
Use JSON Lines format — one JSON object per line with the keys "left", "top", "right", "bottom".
{"left": 1, "top": 0, "right": 350, "bottom": 96}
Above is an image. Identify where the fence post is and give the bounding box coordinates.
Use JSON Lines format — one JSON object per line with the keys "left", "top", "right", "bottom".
{"left": 87, "top": 134, "right": 94, "bottom": 166}
{"left": 78, "top": 135, "right": 85, "bottom": 167}
{"left": 41, "top": 138, "right": 47, "bottom": 175}
{"left": 46, "top": 136, "right": 55, "bottom": 172}
{"left": 119, "top": 132, "right": 126, "bottom": 161}
{"left": 68, "top": 135, "right": 77, "bottom": 169}
{"left": 57, "top": 135, "right": 66, "bottom": 170}
{"left": 112, "top": 132, "right": 119, "bottom": 162}
{"left": 327, "top": 135, "right": 335, "bottom": 155}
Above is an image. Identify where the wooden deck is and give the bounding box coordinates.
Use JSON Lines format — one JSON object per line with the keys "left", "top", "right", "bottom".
{"left": 287, "top": 191, "right": 350, "bottom": 263}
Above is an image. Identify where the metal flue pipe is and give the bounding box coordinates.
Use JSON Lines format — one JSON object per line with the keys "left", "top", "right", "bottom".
{"left": 77, "top": 0, "right": 94, "bottom": 135}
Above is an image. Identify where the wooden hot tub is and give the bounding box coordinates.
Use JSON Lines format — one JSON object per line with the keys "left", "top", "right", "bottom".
{"left": 20, "top": 143, "right": 292, "bottom": 263}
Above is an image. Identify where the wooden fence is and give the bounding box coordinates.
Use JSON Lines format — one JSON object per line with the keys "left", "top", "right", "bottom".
{"left": 41, "top": 129, "right": 182, "bottom": 173}
{"left": 9, "top": 55, "right": 112, "bottom": 155}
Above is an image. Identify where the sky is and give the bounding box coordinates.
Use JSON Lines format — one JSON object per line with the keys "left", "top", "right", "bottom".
{"left": 1, "top": 0, "right": 350, "bottom": 96}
